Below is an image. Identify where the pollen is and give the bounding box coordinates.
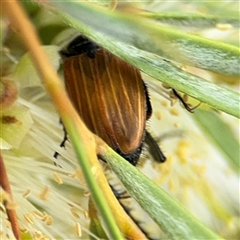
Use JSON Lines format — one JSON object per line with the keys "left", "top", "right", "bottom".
{"left": 75, "top": 222, "right": 82, "bottom": 237}
{"left": 33, "top": 210, "right": 45, "bottom": 220}
{"left": 20, "top": 227, "right": 28, "bottom": 233}
{"left": 70, "top": 168, "right": 86, "bottom": 185}
{"left": 170, "top": 108, "right": 180, "bottom": 116}
{"left": 22, "top": 189, "right": 31, "bottom": 198}
{"left": 168, "top": 178, "right": 176, "bottom": 192}
{"left": 5, "top": 219, "right": 11, "bottom": 228}
{"left": 70, "top": 207, "right": 80, "bottom": 219}
{"left": 176, "top": 140, "right": 190, "bottom": 164}
{"left": 170, "top": 97, "right": 178, "bottom": 107}
{"left": 174, "top": 122, "right": 180, "bottom": 128}
{"left": 5, "top": 200, "right": 18, "bottom": 210}
{"left": 38, "top": 186, "right": 50, "bottom": 200}
{"left": 162, "top": 83, "right": 171, "bottom": 89}
{"left": 160, "top": 100, "right": 168, "bottom": 107}
{"left": 33, "top": 229, "right": 50, "bottom": 240}
{"left": 192, "top": 164, "right": 206, "bottom": 176}
{"left": 83, "top": 190, "right": 91, "bottom": 197}
{"left": 1, "top": 190, "right": 10, "bottom": 202}
{"left": 216, "top": 23, "right": 233, "bottom": 30}
{"left": 43, "top": 214, "right": 53, "bottom": 226}
{"left": 84, "top": 210, "right": 89, "bottom": 219}
{"left": 154, "top": 155, "right": 174, "bottom": 184}
{"left": 154, "top": 111, "right": 162, "bottom": 120}
{"left": 24, "top": 213, "right": 35, "bottom": 224}
{"left": 53, "top": 172, "right": 63, "bottom": 184}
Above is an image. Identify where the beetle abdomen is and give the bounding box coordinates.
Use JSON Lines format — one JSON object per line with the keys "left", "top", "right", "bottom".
{"left": 64, "top": 49, "right": 146, "bottom": 163}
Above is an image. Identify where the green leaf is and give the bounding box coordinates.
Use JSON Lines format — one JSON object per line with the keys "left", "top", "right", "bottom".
{"left": 67, "top": 121, "right": 123, "bottom": 240}
{"left": 0, "top": 106, "right": 33, "bottom": 148}
{"left": 104, "top": 148, "right": 223, "bottom": 240}
{"left": 193, "top": 109, "right": 240, "bottom": 172}
{"left": 11, "top": 46, "right": 61, "bottom": 88}
{"left": 32, "top": 2, "right": 238, "bottom": 239}
{"left": 40, "top": 2, "right": 240, "bottom": 118}
{"left": 142, "top": 12, "right": 240, "bottom": 28}
{"left": 104, "top": 42, "right": 239, "bottom": 118}
{"left": 50, "top": 1, "right": 240, "bottom": 77}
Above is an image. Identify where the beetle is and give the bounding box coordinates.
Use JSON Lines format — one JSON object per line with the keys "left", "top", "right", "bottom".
{"left": 62, "top": 35, "right": 166, "bottom": 165}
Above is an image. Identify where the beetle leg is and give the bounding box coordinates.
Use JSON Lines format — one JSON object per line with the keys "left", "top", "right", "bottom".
{"left": 109, "top": 183, "right": 130, "bottom": 200}
{"left": 53, "top": 119, "right": 68, "bottom": 166}
{"left": 172, "top": 89, "right": 201, "bottom": 113}
{"left": 109, "top": 182, "right": 159, "bottom": 240}
{"left": 143, "top": 83, "right": 152, "bottom": 120}
{"left": 145, "top": 130, "right": 166, "bottom": 163}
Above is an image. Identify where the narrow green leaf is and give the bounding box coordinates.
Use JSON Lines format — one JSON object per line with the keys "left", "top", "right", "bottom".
{"left": 142, "top": 12, "right": 240, "bottom": 28}
{"left": 104, "top": 42, "right": 239, "bottom": 118}
{"left": 104, "top": 148, "right": 223, "bottom": 240}
{"left": 193, "top": 109, "right": 240, "bottom": 172}
{"left": 42, "top": 2, "right": 239, "bottom": 118}
{"left": 89, "top": 219, "right": 109, "bottom": 240}
{"left": 89, "top": 199, "right": 109, "bottom": 240}
{"left": 65, "top": 121, "right": 123, "bottom": 240}
{"left": 21, "top": 232, "right": 34, "bottom": 240}
{"left": 50, "top": 1, "right": 240, "bottom": 76}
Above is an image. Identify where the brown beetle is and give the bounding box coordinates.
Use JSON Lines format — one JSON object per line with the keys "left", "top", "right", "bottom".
{"left": 62, "top": 35, "right": 166, "bottom": 165}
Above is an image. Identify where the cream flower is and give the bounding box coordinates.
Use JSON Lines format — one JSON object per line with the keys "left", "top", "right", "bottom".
{"left": 1, "top": 1, "right": 239, "bottom": 239}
